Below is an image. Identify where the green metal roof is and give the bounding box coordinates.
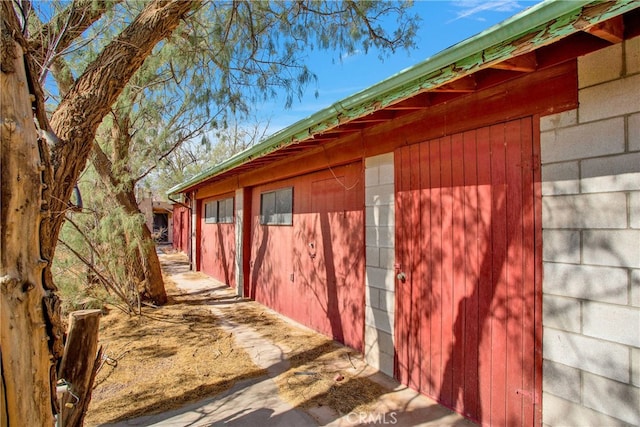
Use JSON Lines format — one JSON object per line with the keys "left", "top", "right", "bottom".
{"left": 169, "top": 0, "right": 638, "bottom": 196}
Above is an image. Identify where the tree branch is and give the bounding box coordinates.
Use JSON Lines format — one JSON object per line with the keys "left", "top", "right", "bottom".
{"left": 27, "top": 0, "right": 120, "bottom": 81}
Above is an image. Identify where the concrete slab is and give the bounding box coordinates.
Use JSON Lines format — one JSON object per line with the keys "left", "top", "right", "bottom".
{"left": 104, "top": 375, "right": 317, "bottom": 426}
{"left": 103, "top": 253, "right": 475, "bottom": 426}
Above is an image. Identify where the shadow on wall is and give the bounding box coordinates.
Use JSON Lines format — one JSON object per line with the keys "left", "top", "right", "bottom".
{"left": 248, "top": 167, "right": 365, "bottom": 352}
{"left": 216, "top": 224, "right": 231, "bottom": 287}
{"left": 291, "top": 207, "right": 364, "bottom": 350}
{"left": 248, "top": 222, "right": 269, "bottom": 302}
{"left": 541, "top": 187, "right": 639, "bottom": 425}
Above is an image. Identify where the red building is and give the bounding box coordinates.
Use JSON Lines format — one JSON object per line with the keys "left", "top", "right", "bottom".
{"left": 170, "top": 2, "right": 640, "bottom": 426}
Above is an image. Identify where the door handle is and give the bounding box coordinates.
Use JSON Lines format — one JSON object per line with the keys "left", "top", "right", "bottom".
{"left": 396, "top": 272, "right": 407, "bottom": 282}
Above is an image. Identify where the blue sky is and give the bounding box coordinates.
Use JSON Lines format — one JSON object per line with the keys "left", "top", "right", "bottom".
{"left": 260, "top": 0, "right": 544, "bottom": 134}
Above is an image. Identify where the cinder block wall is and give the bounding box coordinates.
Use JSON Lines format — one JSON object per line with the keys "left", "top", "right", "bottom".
{"left": 364, "top": 153, "right": 396, "bottom": 376}
{"left": 234, "top": 188, "right": 244, "bottom": 296}
{"left": 541, "top": 36, "right": 640, "bottom": 426}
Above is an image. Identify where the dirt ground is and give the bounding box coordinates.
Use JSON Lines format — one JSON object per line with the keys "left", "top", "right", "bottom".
{"left": 85, "top": 276, "right": 265, "bottom": 425}
{"left": 85, "top": 250, "right": 391, "bottom": 425}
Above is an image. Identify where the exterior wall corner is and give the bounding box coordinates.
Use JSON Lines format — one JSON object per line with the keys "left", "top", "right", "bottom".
{"left": 364, "top": 152, "right": 396, "bottom": 376}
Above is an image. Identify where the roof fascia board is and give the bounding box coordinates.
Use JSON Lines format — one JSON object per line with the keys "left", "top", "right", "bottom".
{"left": 169, "top": 0, "right": 636, "bottom": 196}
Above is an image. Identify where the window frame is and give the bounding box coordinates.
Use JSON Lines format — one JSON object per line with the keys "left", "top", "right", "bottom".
{"left": 260, "top": 187, "right": 293, "bottom": 226}
{"left": 204, "top": 200, "right": 217, "bottom": 224}
{"left": 203, "top": 197, "right": 234, "bottom": 224}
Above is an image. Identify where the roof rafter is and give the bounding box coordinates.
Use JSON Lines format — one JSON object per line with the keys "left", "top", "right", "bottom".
{"left": 585, "top": 15, "right": 624, "bottom": 43}
{"left": 351, "top": 110, "right": 396, "bottom": 123}
{"left": 490, "top": 52, "right": 538, "bottom": 72}
{"left": 430, "top": 75, "right": 477, "bottom": 93}
{"left": 385, "top": 93, "right": 431, "bottom": 110}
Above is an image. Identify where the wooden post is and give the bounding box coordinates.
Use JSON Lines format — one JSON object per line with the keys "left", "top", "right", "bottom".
{"left": 57, "top": 309, "right": 102, "bottom": 427}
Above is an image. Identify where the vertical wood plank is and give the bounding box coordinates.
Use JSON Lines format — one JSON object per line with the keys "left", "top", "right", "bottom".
{"left": 394, "top": 146, "right": 411, "bottom": 384}
{"left": 490, "top": 123, "right": 508, "bottom": 426}
{"left": 476, "top": 125, "right": 494, "bottom": 424}
{"left": 463, "top": 129, "right": 480, "bottom": 420}
{"left": 505, "top": 119, "right": 525, "bottom": 425}
{"left": 440, "top": 135, "right": 454, "bottom": 405}
{"left": 527, "top": 116, "right": 543, "bottom": 426}
{"left": 58, "top": 310, "right": 102, "bottom": 427}
{"left": 419, "top": 141, "right": 432, "bottom": 395}
{"left": 429, "top": 137, "right": 443, "bottom": 396}
{"left": 450, "top": 132, "right": 467, "bottom": 413}
{"left": 408, "top": 143, "right": 423, "bottom": 391}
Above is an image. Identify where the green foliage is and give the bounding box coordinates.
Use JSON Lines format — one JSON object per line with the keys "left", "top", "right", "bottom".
{"left": 52, "top": 249, "right": 108, "bottom": 316}
{"left": 54, "top": 166, "right": 151, "bottom": 314}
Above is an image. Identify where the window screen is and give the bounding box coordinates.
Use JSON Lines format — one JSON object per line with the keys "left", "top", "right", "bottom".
{"left": 260, "top": 187, "right": 293, "bottom": 225}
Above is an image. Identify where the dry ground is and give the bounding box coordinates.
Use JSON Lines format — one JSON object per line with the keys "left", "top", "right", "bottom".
{"left": 85, "top": 250, "right": 391, "bottom": 425}
{"left": 85, "top": 277, "right": 266, "bottom": 425}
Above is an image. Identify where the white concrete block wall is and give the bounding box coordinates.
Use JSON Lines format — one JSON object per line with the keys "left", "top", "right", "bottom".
{"left": 234, "top": 189, "right": 244, "bottom": 297}
{"left": 541, "top": 37, "right": 640, "bottom": 427}
{"left": 364, "top": 153, "right": 396, "bottom": 376}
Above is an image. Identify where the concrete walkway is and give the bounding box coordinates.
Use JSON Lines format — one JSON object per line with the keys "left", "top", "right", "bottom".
{"left": 108, "top": 252, "right": 475, "bottom": 427}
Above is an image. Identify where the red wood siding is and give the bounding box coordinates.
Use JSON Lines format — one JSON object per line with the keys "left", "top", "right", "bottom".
{"left": 200, "top": 196, "right": 236, "bottom": 288}
{"left": 395, "top": 117, "right": 540, "bottom": 426}
{"left": 248, "top": 163, "right": 365, "bottom": 350}
{"left": 172, "top": 204, "right": 190, "bottom": 254}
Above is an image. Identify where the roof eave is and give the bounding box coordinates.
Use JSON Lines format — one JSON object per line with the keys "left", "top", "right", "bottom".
{"left": 169, "top": 0, "right": 637, "bottom": 196}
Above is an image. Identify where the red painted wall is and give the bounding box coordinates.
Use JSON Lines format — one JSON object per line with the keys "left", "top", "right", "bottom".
{"left": 172, "top": 204, "right": 190, "bottom": 254}
{"left": 248, "top": 163, "right": 365, "bottom": 351}
{"left": 199, "top": 196, "right": 236, "bottom": 288}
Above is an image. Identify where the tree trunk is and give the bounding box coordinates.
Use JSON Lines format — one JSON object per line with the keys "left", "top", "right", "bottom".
{"left": 92, "top": 144, "right": 167, "bottom": 305}
{"left": 136, "top": 222, "right": 168, "bottom": 304}
{"left": 1, "top": 39, "right": 56, "bottom": 427}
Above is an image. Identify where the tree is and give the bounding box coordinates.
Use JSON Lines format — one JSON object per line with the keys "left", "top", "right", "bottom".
{"left": 2, "top": 1, "right": 418, "bottom": 424}
{"left": 147, "top": 115, "right": 271, "bottom": 196}
{"left": 55, "top": 0, "right": 419, "bottom": 308}
{"left": 2, "top": 2, "right": 197, "bottom": 424}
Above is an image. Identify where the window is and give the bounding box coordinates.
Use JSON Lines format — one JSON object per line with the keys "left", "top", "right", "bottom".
{"left": 204, "top": 201, "right": 217, "bottom": 223}
{"left": 260, "top": 187, "right": 293, "bottom": 225}
{"left": 204, "top": 197, "right": 234, "bottom": 224}
{"left": 218, "top": 197, "right": 234, "bottom": 223}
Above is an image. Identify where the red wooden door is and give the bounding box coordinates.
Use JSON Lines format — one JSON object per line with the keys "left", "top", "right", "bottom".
{"left": 395, "top": 117, "right": 540, "bottom": 426}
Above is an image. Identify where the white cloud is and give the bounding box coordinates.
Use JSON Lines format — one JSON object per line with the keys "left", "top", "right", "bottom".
{"left": 340, "top": 49, "right": 363, "bottom": 61}
{"left": 449, "top": 0, "right": 523, "bottom": 22}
